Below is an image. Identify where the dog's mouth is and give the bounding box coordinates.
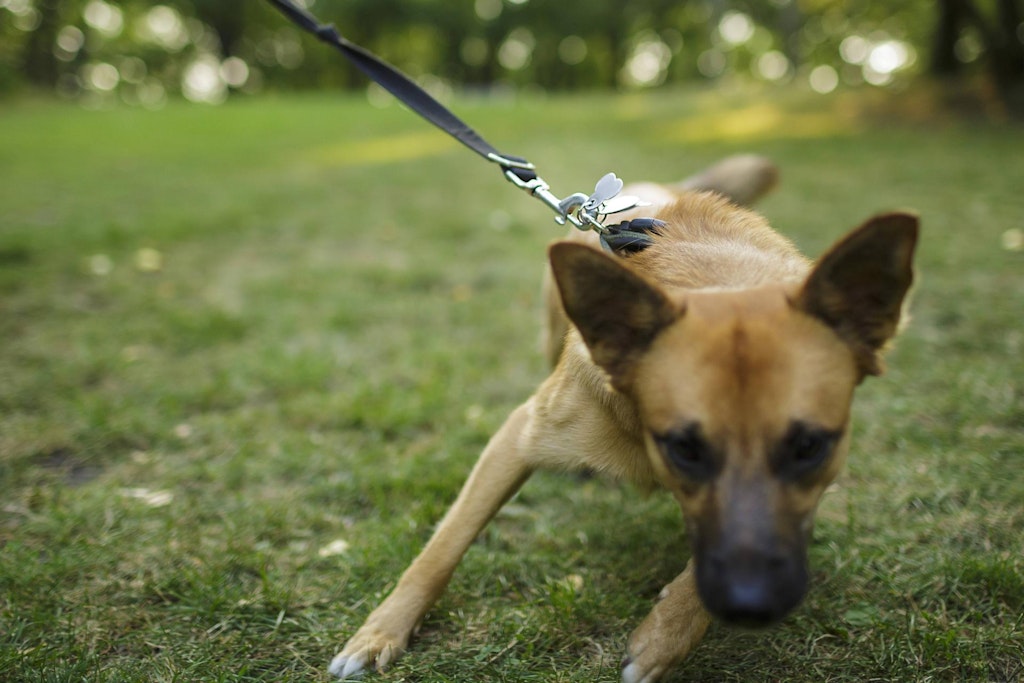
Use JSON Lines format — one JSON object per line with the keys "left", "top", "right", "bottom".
{"left": 694, "top": 547, "right": 809, "bottom": 627}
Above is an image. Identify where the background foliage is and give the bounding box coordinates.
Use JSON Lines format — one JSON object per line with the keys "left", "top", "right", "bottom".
{"left": 2, "top": 0, "right": 1023, "bottom": 113}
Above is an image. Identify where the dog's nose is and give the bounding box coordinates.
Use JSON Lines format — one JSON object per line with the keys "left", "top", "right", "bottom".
{"left": 717, "top": 573, "right": 780, "bottom": 626}
{"left": 699, "top": 549, "right": 806, "bottom": 627}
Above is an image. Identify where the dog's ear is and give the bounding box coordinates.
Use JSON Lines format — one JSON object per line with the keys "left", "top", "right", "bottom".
{"left": 549, "top": 242, "right": 679, "bottom": 386}
{"left": 796, "top": 212, "right": 918, "bottom": 377}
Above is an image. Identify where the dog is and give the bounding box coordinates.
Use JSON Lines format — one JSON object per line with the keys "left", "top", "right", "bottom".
{"left": 329, "top": 155, "right": 918, "bottom": 682}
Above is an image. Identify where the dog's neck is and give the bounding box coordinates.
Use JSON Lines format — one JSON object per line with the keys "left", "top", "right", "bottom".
{"left": 623, "top": 193, "right": 810, "bottom": 294}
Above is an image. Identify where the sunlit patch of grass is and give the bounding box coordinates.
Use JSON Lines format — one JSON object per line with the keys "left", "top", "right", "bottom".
{"left": 1, "top": 89, "right": 1022, "bottom": 682}
{"left": 657, "top": 101, "right": 859, "bottom": 144}
{"left": 300, "top": 129, "right": 457, "bottom": 168}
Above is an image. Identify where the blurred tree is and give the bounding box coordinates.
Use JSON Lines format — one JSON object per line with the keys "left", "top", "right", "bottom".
{"left": 932, "top": 0, "right": 1024, "bottom": 111}
{"left": 192, "top": 1, "right": 246, "bottom": 58}
{"left": 0, "top": 0, "right": 1020, "bottom": 115}
{"left": 20, "top": 0, "right": 61, "bottom": 86}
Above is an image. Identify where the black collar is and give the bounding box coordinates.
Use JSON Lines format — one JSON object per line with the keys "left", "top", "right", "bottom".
{"left": 600, "top": 218, "right": 666, "bottom": 254}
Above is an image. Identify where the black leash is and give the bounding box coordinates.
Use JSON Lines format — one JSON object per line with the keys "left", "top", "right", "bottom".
{"left": 265, "top": 0, "right": 661, "bottom": 252}
{"left": 264, "top": 0, "right": 536, "bottom": 183}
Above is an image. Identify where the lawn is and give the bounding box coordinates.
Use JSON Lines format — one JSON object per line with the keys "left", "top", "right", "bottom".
{"left": 1, "top": 88, "right": 1022, "bottom": 682}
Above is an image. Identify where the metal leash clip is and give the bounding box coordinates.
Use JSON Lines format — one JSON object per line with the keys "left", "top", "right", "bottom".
{"left": 497, "top": 161, "right": 649, "bottom": 234}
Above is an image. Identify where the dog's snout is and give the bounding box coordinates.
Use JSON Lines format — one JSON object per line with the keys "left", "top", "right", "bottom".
{"left": 697, "top": 545, "right": 807, "bottom": 627}
{"left": 719, "top": 577, "right": 776, "bottom": 626}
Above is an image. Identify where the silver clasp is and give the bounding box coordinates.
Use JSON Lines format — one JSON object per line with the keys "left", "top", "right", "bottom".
{"left": 502, "top": 169, "right": 593, "bottom": 231}
{"left": 499, "top": 163, "right": 650, "bottom": 234}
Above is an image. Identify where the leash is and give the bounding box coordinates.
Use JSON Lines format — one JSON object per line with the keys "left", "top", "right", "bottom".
{"left": 265, "top": 0, "right": 661, "bottom": 252}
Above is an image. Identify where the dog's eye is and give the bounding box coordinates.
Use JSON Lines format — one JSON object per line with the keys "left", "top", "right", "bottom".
{"left": 655, "top": 424, "right": 718, "bottom": 481}
{"left": 774, "top": 422, "right": 841, "bottom": 480}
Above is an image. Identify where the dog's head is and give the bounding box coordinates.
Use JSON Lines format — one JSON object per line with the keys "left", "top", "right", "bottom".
{"left": 550, "top": 212, "right": 917, "bottom": 626}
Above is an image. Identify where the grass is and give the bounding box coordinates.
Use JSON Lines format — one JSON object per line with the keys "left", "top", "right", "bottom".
{"left": 1, "top": 87, "right": 1022, "bottom": 682}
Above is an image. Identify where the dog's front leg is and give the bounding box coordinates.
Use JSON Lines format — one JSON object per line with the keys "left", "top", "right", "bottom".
{"left": 621, "top": 559, "right": 712, "bottom": 683}
{"left": 329, "top": 403, "right": 536, "bottom": 679}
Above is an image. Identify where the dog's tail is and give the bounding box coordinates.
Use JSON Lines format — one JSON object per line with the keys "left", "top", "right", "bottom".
{"left": 672, "top": 154, "right": 779, "bottom": 207}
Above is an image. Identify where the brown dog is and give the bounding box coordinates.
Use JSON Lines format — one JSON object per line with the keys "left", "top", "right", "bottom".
{"left": 329, "top": 156, "right": 918, "bottom": 682}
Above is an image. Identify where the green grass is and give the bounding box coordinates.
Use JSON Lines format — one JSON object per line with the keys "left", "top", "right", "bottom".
{"left": 1, "top": 88, "right": 1022, "bottom": 682}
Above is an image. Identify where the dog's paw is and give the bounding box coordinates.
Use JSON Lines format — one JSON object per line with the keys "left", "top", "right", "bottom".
{"left": 620, "top": 658, "right": 659, "bottom": 683}
{"left": 620, "top": 641, "right": 670, "bottom": 683}
{"left": 621, "top": 580, "right": 711, "bottom": 683}
{"left": 328, "top": 626, "right": 406, "bottom": 680}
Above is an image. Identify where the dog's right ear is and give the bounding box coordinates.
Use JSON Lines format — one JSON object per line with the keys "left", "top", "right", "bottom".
{"left": 549, "top": 243, "right": 679, "bottom": 386}
{"left": 796, "top": 212, "right": 918, "bottom": 378}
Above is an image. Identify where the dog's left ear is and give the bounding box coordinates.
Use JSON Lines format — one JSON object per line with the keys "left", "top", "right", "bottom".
{"left": 796, "top": 212, "right": 919, "bottom": 377}
{"left": 549, "top": 243, "right": 678, "bottom": 387}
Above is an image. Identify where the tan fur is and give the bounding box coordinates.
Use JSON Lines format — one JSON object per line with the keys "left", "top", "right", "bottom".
{"left": 543, "top": 155, "right": 784, "bottom": 367}
{"left": 330, "top": 157, "right": 918, "bottom": 683}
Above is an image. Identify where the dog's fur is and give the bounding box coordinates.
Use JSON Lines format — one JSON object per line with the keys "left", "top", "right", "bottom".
{"left": 329, "top": 156, "right": 918, "bottom": 682}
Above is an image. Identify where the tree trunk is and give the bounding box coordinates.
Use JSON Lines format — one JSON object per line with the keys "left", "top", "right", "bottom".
{"left": 991, "top": 0, "right": 1024, "bottom": 113}
{"left": 932, "top": 0, "right": 1024, "bottom": 116}
{"left": 20, "top": 0, "right": 61, "bottom": 87}
{"left": 931, "top": 0, "right": 965, "bottom": 76}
